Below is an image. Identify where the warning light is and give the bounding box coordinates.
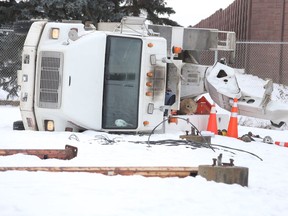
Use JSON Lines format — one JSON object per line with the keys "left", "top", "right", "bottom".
{"left": 172, "top": 46, "right": 182, "bottom": 54}
{"left": 51, "top": 28, "right": 60, "bottom": 39}
{"left": 146, "top": 82, "right": 153, "bottom": 87}
{"left": 146, "top": 72, "right": 153, "bottom": 77}
{"left": 143, "top": 121, "right": 150, "bottom": 126}
{"left": 146, "top": 92, "right": 153, "bottom": 96}
{"left": 168, "top": 116, "right": 178, "bottom": 124}
{"left": 148, "top": 43, "right": 154, "bottom": 48}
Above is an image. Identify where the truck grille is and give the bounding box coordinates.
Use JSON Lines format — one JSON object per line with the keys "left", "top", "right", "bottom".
{"left": 38, "top": 52, "right": 63, "bottom": 108}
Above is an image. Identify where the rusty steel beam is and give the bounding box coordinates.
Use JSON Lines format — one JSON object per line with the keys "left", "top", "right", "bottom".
{"left": 0, "top": 145, "right": 77, "bottom": 160}
{"left": 0, "top": 166, "right": 198, "bottom": 178}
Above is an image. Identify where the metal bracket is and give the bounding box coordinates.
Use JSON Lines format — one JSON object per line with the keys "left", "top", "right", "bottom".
{"left": 212, "top": 154, "right": 234, "bottom": 166}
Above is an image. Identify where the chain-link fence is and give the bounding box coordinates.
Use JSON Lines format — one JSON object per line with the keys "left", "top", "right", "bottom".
{"left": 235, "top": 42, "right": 288, "bottom": 85}
{"left": 199, "top": 41, "right": 288, "bottom": 86}
{"left": 0, "top": 26, "right": 25, "bottom": 106}
{"left": 1, "top": 29, "right": 288, "bottom": 105}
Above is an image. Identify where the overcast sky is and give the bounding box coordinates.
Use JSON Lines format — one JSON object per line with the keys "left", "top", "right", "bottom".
{"left": 165, "top": 0, "right": 235, "bottom": 27}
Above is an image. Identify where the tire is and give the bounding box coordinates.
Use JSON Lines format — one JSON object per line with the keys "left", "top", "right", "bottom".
{"left": 13, "top": 120, "right": 25, "bottom": 130}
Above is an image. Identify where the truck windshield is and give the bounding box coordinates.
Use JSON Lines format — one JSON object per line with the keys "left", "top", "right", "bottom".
{"left": 102, "top": 36, "right": 142, "bottom": 129}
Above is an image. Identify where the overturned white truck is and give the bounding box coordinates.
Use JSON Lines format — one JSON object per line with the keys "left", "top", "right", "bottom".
{"left": 17, "top": 16, "right": 288, "bottom": 132}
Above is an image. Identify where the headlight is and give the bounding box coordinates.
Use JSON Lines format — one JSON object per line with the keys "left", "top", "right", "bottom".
{"left": 51, "top": 28, "right": 60, "bottom": 39}
{"left": 45, "top": 120, "right": 55, "bottom": 131}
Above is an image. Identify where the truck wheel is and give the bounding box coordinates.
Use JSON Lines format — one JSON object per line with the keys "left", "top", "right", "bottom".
{"left": 13, "top": 120, "right": 25, "bottom": 130}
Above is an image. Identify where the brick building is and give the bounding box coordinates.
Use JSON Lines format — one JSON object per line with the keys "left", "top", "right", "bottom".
{"left": 192, "top": 0, "right": 288, "bottom": 85}
{"left": 194, "top": 0, "right": 288, "bottom": 41}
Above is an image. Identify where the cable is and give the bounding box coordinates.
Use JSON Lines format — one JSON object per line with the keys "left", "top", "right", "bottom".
{"left": 68, "top": 134, "right": 80, "bottom": 141}
{"left": 147, "top": 116, "right": 215, "bottom": 152}
{"left": 211, "top": 143, "right": 263, "bottom": 161}
{"left": 88, "top": 135, "right": 122, "bottom": 145}
{"left": 82, "top": 118, "right": 263, "bottom": 161}
{"left": 86, "top": 134, "right": 263, "bottom": 161}
{"left": 147, "top": 118, "right": 170, "bottom": 147}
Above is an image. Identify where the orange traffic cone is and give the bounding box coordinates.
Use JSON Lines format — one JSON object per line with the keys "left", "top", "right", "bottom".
{"left": 207, "top": 103, "right": 218, "bottom": 134}
{"left": 227, "top": 98, "right": 239, "bottom": 138}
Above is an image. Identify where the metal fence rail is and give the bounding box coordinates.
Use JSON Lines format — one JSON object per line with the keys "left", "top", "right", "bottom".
{"left": 1, "top": 29, "right": 288, "bottom": 105}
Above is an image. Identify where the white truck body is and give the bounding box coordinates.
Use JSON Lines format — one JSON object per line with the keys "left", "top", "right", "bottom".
{"left": 17, "top": 17, "right": 288, "bottom": 132}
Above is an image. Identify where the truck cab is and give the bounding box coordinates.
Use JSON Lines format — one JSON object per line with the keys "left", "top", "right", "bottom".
{"left": 19, "top": 18, "right": 169, "bottom": 132}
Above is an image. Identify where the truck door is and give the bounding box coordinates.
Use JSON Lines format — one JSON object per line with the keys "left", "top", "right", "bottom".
{"left": 102, "top": 36, "right": 142, "bottom": 129}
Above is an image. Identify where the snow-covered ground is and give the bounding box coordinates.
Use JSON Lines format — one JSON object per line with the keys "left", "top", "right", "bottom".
{"left": 1, "top": 72, "right": 288, "bottom": 216}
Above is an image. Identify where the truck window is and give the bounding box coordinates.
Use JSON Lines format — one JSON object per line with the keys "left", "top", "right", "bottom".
{"left": 102, "top": 36, "right": 142, "bottom": 129}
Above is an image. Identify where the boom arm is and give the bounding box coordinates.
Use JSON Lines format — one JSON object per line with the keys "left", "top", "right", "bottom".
{"left": 205, "top": 62, "right": 288, "bottom": 126}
